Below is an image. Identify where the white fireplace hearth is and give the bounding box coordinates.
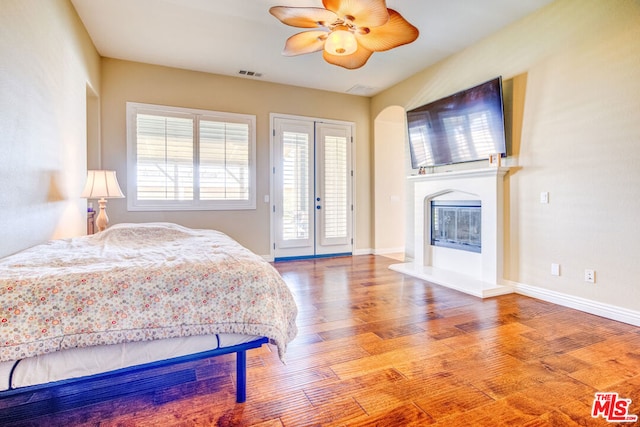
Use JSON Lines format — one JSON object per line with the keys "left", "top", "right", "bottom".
{"left": 390, "top": 167, "right": 513, "bottom": 298}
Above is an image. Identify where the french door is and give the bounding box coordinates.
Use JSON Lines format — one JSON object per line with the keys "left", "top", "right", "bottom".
{"left": 272, "top": 116, "right": 353, "bottom": 260}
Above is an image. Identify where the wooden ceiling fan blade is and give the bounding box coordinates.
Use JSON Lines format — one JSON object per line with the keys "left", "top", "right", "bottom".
{"left": 283, "top": 31, "right": 329, "bottom": 56}
{"left": 323, "top": 0, "right": 389, "bottom": 27}
{"left": 269, "top": 6, "right": 338, "bottom": 28}
{"left": 323, "top": 46, "right": 373, "bottom": 69}
{"left": 355, "top": 9, "right": 419, "bottom": 52}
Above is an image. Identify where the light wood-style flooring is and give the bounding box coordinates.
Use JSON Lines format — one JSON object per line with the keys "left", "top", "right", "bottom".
{"left": 6, "top": 255, "right": 640, "bottom": 426}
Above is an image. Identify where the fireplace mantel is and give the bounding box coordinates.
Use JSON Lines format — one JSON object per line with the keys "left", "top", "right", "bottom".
{"left": 390, "top": 167, "right": 513, "bottom": 298}
{"left": 408, "top": 167, "right": 510, "bottom": 182}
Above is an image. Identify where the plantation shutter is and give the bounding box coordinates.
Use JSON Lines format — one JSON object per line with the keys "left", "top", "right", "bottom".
{"left": 281, "top": 131, "right": 310, "bottom": 241}
{"left": 199, "top": 119, "right": 250, "bottom": 201}
{"left": 322, "top": 135, "right": 348, "bottom": 239}
{"left": 136, "top": 113, "right": 194, "bottom": 201}
{"left": 127, "top": 102, "right": 256, "bottom": 211}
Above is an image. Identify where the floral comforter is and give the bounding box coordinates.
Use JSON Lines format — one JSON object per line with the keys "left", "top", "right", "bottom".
{"left": 0, "top": 223, "right": 297, "bottom": 363}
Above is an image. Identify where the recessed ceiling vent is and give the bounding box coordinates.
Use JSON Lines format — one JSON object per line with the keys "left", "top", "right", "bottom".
{"left": 346, "top": 85, "right": 378, "bottom": 96}
{"left": 238, "top": 70, "right": 263, "bottom": 78}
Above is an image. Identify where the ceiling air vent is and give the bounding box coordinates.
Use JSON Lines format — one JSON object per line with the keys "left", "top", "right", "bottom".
{"left": 346, "top": 85, "right": 378, "bottom": 96}
{"left": 238, "top": 70, "right": 263, "bottom": 78}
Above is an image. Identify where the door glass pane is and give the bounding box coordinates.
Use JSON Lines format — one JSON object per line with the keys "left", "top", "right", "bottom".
{"left": 323, "top": 135, "right": 348, "bottom": 239}
{"left": 282, "top": 131, "right": 309, "bottom": 240}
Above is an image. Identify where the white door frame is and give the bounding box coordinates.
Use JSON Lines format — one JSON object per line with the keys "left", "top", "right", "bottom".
{"left": 269, "top": 112, "right": 356, "bottom": 261}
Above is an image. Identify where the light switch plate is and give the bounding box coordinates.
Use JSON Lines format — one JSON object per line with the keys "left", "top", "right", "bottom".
{"left": 540, "top": 192, "right": 549, "bottom": 204}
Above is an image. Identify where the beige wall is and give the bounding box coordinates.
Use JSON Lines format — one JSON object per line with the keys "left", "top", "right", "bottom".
{"left": 372, "top": 0, "right": 640, "bottom": 311}
{"left": 373, "top": 106, "right": 406, "bottom": 254}
{"left": 100, "top": 59, "right": 372, "bottom": 255}
{"left": 0, "top": 0, "right": 100, "bottom": 258}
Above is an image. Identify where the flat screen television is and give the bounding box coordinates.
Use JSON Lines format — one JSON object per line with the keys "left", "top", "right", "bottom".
{"left": 407, "top": 77, "right": 507, "bottom": 168}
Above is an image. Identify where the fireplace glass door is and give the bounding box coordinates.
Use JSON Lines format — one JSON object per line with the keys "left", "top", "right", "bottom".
{"left": 431, "top": 200, "right": 481, "bottom": 253}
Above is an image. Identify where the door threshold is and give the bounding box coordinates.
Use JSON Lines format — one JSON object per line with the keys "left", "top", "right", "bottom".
{"left": 274, "top": 253, "right": 352, "bottom": 262}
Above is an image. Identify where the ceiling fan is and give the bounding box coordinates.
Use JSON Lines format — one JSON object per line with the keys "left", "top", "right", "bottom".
{"left": 269, "top": 0, "right": 419, "bottom": 70}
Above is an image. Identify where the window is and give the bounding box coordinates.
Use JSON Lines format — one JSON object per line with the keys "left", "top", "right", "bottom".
{"left": 126, "top": 103, "right": 256, "bottom": 211}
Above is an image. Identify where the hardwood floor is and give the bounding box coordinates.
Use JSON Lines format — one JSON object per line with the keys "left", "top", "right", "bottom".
{"left": 4, "top": 255, "right": 640, "bottom": 426}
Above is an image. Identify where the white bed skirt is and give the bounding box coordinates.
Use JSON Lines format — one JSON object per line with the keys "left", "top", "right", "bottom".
{"left": 0, "top": 333, "right": 260, "bottom": 391}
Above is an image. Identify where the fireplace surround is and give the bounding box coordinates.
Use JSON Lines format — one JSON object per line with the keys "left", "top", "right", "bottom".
{"left": 390, "top": 167, "right": 512, "bottom": 298}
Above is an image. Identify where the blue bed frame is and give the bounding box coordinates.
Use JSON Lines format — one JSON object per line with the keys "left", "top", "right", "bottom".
{"left": 0, "top": 336, "right": 269, "bottom": 423}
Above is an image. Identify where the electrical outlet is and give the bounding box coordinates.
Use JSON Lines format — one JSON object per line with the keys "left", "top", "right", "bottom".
{"left": 584, "top": 269, "right": 595, "bottom": 283}
{"left": 551, "top": 263, "right": 560, "bottom": 276}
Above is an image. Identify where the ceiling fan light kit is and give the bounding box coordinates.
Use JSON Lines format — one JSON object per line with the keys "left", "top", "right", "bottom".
{"left": 270, "top": 0, "right": 419, "bottom": 69}
{"left": 324, "top": 28, "right": 358, "bottom": 56}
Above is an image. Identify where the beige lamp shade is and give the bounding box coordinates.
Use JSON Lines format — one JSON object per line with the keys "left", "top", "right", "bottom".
{"left": 81, "top": 170, "right": 125, "bottom": 199}
{"left": 81, "top": 170, "right": 124, "bottom": 232}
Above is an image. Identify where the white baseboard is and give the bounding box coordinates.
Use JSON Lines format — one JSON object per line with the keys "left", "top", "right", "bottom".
{"left": 372, "top": 247, "right": 405, "bottom": 256}
{"left": 507, "top": 280, "right": 640, "bottom": 327}
{"left": 353, "top": 248, "right": 373, "bottom": 256}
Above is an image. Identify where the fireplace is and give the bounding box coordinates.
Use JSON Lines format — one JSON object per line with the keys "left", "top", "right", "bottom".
{"left": 390, "top": 167, "right": 512, "bottom": 298}
{"left": 431, "top": 200, "right": 481, "bottom": 253}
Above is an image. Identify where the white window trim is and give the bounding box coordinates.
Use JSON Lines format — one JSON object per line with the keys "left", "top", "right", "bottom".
{"left": 126, "top": 102, "right": 256, "bottom": 211}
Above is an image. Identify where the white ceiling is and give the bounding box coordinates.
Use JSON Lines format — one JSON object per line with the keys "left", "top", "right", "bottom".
{"left": 70, "top": 0, "right": 554, "bottom": 96}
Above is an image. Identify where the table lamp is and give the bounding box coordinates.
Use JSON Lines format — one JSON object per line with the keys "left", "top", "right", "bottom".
{"left": 81, "top": 170, "right": 125, "bottom": 232}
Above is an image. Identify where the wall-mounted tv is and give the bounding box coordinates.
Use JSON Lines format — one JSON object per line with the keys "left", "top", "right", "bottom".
{"left": 407, "top": 77, "right": 507, "bottom": 169}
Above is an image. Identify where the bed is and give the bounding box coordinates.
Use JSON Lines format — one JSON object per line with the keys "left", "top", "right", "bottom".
{"left": 0, "top": 222, "right": 298, "bottom": 419}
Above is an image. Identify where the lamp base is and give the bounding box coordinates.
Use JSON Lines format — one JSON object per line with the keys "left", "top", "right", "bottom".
{"left": 95, "top": 198, "right": 109, "bottom": 232}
